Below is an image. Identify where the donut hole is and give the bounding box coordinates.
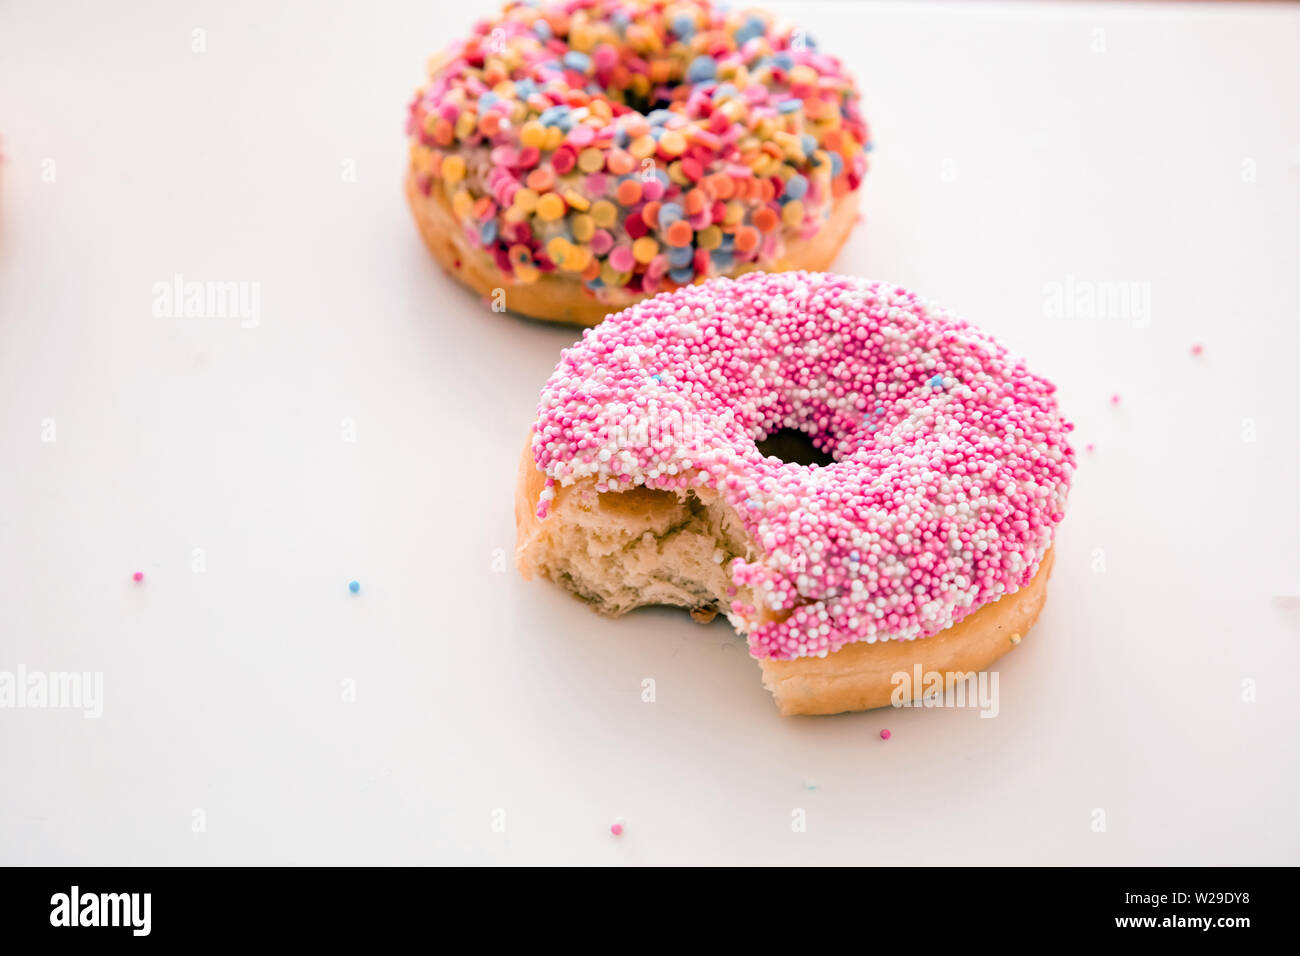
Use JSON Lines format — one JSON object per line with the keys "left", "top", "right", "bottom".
{"left": 756, "top": 429, "right": 836, "bottom": 468}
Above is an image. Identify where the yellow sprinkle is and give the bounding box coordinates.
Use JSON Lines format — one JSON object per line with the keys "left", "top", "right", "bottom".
{"left": 409, "top": 144, "right": 433, "bottom": 176}
{"left": 571, "top": 214, "right": 596, "bottom": 242}
{"left": 658, "top": 130, "right": 687, "bottom": 156}
{"left": 492, "top": 80, "right": 516, "bottom": 99}
{"left": 543, "top": 126, "right": 564, "bottom": 151}
{"left": 697, "top": 225, "right": 723, "bottom": 250}
{"left": 723, "top": 200, "right": 744, "bottom": 225}
{"left": 600, "top": 262, "right": 628, "bottom": 286}
{"left": 629, "top": 135, "right": 657, "bottom": 160}
{"left": 1010, "top": 632, "right": 1022, "bottom": 646}
{"left": 632, "top": 236, "right": 659, "bottom": 264}
{"left": 790, "top": 64, "right": 819, "bottom": 86}
{"left": 578, "top": 147, "right": 606, "bottom": 173}
{"left": 590, "top": 200, "right": 618, "bottom": 228}
{"left": 441, "top": 154, "right": 466, "bottom": 184}
{"left": 513, "top": 263, "right": 540, "bottom": 284}
{"left": 513, "top": 187, "right": 539, "bottom": 214}
{"left": 563, "top": 189, "right": 591, "bottom": 212}
{"left": 454, "top": 111, "right": 476, "bottom": 140}
{"left": 782, "top": 199, "right": 805, "bottom": 227}
{"left": 520, "top": 121, "right": 546, "bottom": 148}
{"left": 666, "top": 160, "right": 689, "bottom": 185}
{"left": 563, "top": 244, "right": 592, "bottom": 272}
{"left": 546, "top": 236, "right": 572, "bottom": 265}
{"left": 536, "top": 193, "right": 567, "bottom": 221}
{"left": 451, "top": 189, "right": 473, "bottom": 219}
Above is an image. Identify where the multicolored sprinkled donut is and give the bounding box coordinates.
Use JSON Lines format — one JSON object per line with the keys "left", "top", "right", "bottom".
{"left": 516, "top": 272, "right": 1074, "bottom": 715}
{"left": 406, "top": 0, "right": 871, "bottom": 325}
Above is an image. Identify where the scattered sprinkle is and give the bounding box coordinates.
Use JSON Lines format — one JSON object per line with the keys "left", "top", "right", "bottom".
{"left": 348, "top": 580, "right": 361, "bottom": 594}
{"left": 1191, "top": 343, "right": 1204, "bottom": 356}
{"left": 132, "top": 571, "right": 144, "bottom": 583}
{"left": 880, "top": 729, "right": 891, "bottom": 740}
{"left": 610, "top": 819, "right": 625, "bottom": 836}
{"left": 1010, "top": 632, "right": 1022, "bottom": 645}
{"left": 1110, "top": 393, "right": 1120, "bottom": 406}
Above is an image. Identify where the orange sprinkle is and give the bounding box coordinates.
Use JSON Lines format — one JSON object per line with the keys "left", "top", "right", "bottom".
{"left": 641, "top": 200, "right": 661, "bottom": 228}
{"left": 472, "top": 196, "right": 494, "bottom": 220}
{"left": 753, "top": 207, "right": 780, "bottom": 233}
{"left": 758, "top": 179, "right": 775, "bottom": 202}
{"left": 665, "top": 220, "right": 694, "bottom": 247}
{"left": 683, "top": 189, "right": 706, "bottom": 216}
{"left": 734, "top": 226, "right": 760, "bottom": 253}
{"left": 606, "top": 150, "right": 636, "bottom": 175}
{"left": 615, "top": 178, "right": 643, "bottom": 206}
{"left": 526, "top": 167, "right": 555, "bottom": 192}
{"left": 710, "top": 174, "right": 735, "bottom": 200}
{"left": 479, "top": 113, "right": 501, "bottom": 137}
{"left": 433, "top": 118, "right": 454, "bottom": 146}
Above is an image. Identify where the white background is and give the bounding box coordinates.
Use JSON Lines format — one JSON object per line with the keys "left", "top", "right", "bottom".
{"left": 1, "top": 0, "right": 1297, "bottom": 865}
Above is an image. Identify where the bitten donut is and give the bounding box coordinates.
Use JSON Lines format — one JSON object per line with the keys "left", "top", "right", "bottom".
{"left": 516, "top": 272, "right": 1074, "bottom": 716}
{"left": 406, "top": 0, "right": 870, "bottom": 326}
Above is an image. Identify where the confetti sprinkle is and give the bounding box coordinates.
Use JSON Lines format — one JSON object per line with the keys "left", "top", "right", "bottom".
{"left": 349, "top": 581, "right": 361, "bottom": 594}
{"left": 529, "top": 273, "right": 1074, "bottom": 660}
{"left": 132, "top": 571, "right": 144, "bottom": 583}
{"left": 880, "top": 729, "right": 891, "bottom": 740}
{"left": 610, "top": 819, "right": 625, "bottom": 836}
{"left": 407, "top": 0, "right": 871, "bottom": 299}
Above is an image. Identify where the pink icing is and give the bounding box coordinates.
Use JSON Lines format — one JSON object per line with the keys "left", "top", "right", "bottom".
{"left": 531, "top": 272, "right": 1075, "bottom": 661}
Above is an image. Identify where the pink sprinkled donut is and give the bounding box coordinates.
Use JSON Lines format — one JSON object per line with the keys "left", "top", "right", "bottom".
{"left": 516, "top": 272, "right": 1074, "bottom": 715}
{"left": 406, "top": 0, "right": 870, "bottom": 325}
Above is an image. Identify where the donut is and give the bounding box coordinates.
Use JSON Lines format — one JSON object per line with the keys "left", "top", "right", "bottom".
{"left": 515, "top": 272, "right": 1075, "bottom": 715}
{"left": 406, "top": 0, "right": 871, "bottom": 326}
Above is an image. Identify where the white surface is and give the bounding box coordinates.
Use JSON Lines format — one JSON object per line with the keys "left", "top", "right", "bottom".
{"left": 1, "top": 0, "right": 1298, "bottom": 866}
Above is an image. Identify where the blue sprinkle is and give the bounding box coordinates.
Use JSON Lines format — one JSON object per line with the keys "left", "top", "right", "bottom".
{"left": 928, "top": 374, "right": 945, "bottom": 388}
{"left": 562, "top": 51, "right": 591, "bottom": 73}
{"left": 348, "top": 580, "right": 360, "bottom": 594}
{"left": 710, "top": 249, "right": 734, "bottom": 269}
{"left": 667, "top": 245, "right": 694, "bottom": 266}
{"left": 830, "top": 153, "right": 844, "bottom": 177}
{"left": 669, "top": 265, "right": 696, "bottom": 284}
{"left": 614, "top": 128, "right": 629, "bottom": 148}
{"left": 672, "top": 14, "right": 695, "bottom": 40}
{"left": 538, "top": 105, "right": 570, "bottom": 127}
{"left": 783, "top": 174, "right": 808, "bottom": 200}
{"left": 712, "top": 83, "right": 738, "bottom": 102}
{"left": 799, "top": 133, "right": 817, "bottom": 156}
{"left": 653, "top": 168, "right": 670, "bottom": 189}
{"left": 734, "top": 17, "right": 765, "bottom": 45}
{"left": 534, "top": 21, "right": 552, "bottom": 41}
{"left": 657, "top": 202, "right": 684, "bottom": 225}
{"left": 687, "top": 55, "right": 717, "bottom": 83}
{"left": 645, "top": 108, "right": 675, "bottom": 127}
{"left": 479, "top": 220, "right": 498, "bottom": 244}
{"left": 585, "top": 277, "right": 604, "bottom": 290}
{"left": 649, "top": 373, "right": 662, "bottom": 382}
{"left": 777, "top": 98, "right": 803, "bottom": 114}
{"left": 772, "top": 52, "right": 794, "bottom": 71}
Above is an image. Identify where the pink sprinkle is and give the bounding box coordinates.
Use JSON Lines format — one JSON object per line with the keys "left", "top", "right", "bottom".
{"left": 1110, "top": 393, "right": 1120, "bottom": 405}
{"left": 1085, "top": 443, "right": 1095, "bottom": 453}
{"left": 132, "top": 571, "right": 144, "bottom": 583}
{"left": 610, "top": 822, "right": 624, "bottom": 836}
{"left": 1191, "top": 343, "right": 1204, "bottom": 356}
{"left": 879, "top": 729, "right": 891, "bottom": 740}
